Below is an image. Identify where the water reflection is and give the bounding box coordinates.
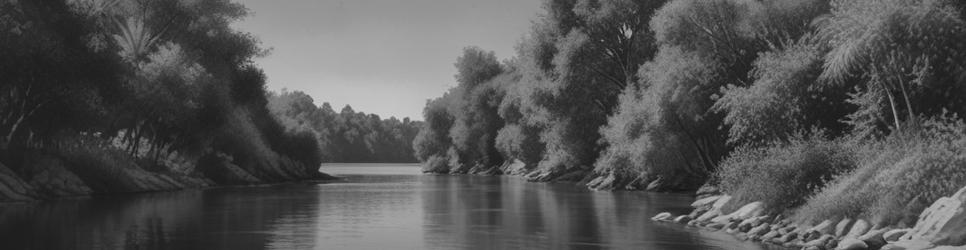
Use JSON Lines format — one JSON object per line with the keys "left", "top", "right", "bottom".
{"left": 0, "top": 164, "right": 779, "bottom": 250}
{"left": 418, "top": 174, "right": 774, "bottom": 250}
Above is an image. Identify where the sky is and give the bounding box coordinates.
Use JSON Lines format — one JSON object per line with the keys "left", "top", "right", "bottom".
{"left": 231, "top": 0, "right": 543, "bottom": 120}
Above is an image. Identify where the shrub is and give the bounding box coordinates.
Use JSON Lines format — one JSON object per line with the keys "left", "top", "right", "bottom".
{"left": 793, "top": 114, "right": 966, "bottom": 226}
{"left": 53, "top": 134, "right": 140, "bottom": 192}
{"left": 717, "top": 132, "right": 856, "bottom": 213}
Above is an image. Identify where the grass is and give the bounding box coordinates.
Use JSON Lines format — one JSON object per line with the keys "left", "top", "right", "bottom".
{"left": 716, "top": 132, "right": 857, "bottom": 214}
{"left": 792, "top": 115, "right": 966, "bottom": 226}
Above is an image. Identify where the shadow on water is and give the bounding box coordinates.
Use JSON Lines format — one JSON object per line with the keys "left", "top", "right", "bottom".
{"left": 0, "top": 164, "right": 783, "bottom": 250}
{"left": 0, "top": 184, "right": 324, "bottom": 250}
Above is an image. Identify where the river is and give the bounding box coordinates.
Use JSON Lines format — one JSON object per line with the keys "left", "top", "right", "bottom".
{"left": 0, "top": 163, "right": 780, "bottom": 250}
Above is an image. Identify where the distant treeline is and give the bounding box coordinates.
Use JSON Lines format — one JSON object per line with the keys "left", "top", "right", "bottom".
{"left": 0, "top": 0, "right": 411, "bottom": 200}
{"left": 415, "top": 0, "right": 966, "bottom": 226}
{"left": 268, "top": 91, "right": 420, "bottom": 163}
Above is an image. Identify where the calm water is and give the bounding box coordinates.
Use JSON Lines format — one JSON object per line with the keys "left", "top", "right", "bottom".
{"left": 0, "top": 163, "right": 778, "bottom": 250}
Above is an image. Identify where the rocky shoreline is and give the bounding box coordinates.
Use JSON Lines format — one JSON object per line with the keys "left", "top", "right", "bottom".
{"left": 651, "top": 186, "right": 966, "bottom": 250}
{"left": 432, "top": 159, "right": 697, "bottom": 192}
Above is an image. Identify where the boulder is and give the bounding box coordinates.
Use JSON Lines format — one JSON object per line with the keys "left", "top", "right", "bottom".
{"left": 651, "top": 212, "right": 673, "bottom": 221}
{"left": 779, "top": 224, "right": 799, "bottom": 234}
{"left": 836, "top": 218, "right": 856, "bottom": 237}
{"left": 929, "top": 246, "right": 966, "bottom": 250}
{"left": 835, "top": 238, "right": 868, "bottom": 250}
{"left": 694, "top": 195, "right": 732, "bottom": 223}
{"left": 725, "top": 221, "right": 741, "bottom": 234}
{"left": 826, "top": 239, "right": 841, "bottom": 250}
{"left": 859, "top": 227, "right": 890, "bottom": 250}
{"left": 673, "top": 215, "right": 692, "bottom": 224}
{"left": 728, "top": 202, "right": 766, "bottom": 221}
{"left": 804, "top": 234, "right": 836, "bottom": 248}
{"left": 775, "top": 231, "right": 799, "bottom": 244}
{"left": 689, "top": 205, "right": 711, "bottom": 219}
{"left": 880, "top": 240, "right": 933, "bottom": 250}
{"left": 804, "top": 220, "right": 835, "bottom": 242}
{"left": 691, "top": 195, "right": 722, "bottom": 208}
{"left": 645, "top": 177, "right": 665, "bottom": 191}
{"left": 761, "top": 230, "right": 781, "bottom": 241}
{"left": 695, "top": 183, "right": 720, "bottom": 199}
{"left": 884, "top": 229, "right": 911, "bottom": 242}
{"left": 846, "top": 219, "right": 872, "bottom": 239}
{"left": 898, "top": 186, "right": 966, "bottom": 246}
{"left": 748, "top": 223, "right": 771, "bottom": 237}
{"left": 696, "top": 205, "right": 724, "bottom": 222}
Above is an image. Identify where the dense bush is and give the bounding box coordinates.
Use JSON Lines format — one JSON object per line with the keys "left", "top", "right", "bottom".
{"left": 716, "top": 133, "right": 856, "bottom": 213}
{"left": 793, "top": 114, "right": 966, "bottom": 226}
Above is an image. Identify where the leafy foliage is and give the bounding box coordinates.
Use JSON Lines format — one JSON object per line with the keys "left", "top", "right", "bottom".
{"left": 268, "top": 91, "right": 421, "bottom": 163}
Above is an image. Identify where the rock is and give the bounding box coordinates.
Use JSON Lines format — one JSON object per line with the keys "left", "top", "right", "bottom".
{"left": 696, "top": 207, "right": 723, "bottom": 222}
{"left": 784, "top": 239, "right": 805, "bottom": 248}
{"left": 804, "top": 234, "right": 835, "bottom": 248}
{"left": 859, "top": 227, "right": 890, "bottom": 250}
{"left": 899, "top": 186, "right": 966, "bottom": 246}
{"left": 748, "top": 223, "right": 771, "bottom": 237}
{"left": 835, "top": 238, "right": 868, "bottom": 250}
{"left": 740, "top": 216, "right": 770, "bottom": 228}
{"left": 651, "top": 212, "right": 673, "bottom": 221}
{"left": 804, "top": 220, "right": 835, "bottom": 242}
{"left": 826, "top": 239, "right": 840, "bottom": 250}
{"left": 736, "top": 233, "right": 750, "bottom": 241}
{"left": 696, "top": 195, "right": 732, "bottom": 223}
{"left": 728, "top": 202, "right": 766, "bottom": 221}
{"left": 695, "top": 183, "right": 720, "bottom": 199}
{"left": 779, "top": 224, "right": 799, "bottom": 234}
{"left": 645, "top": 177, "right": 665, "bottom": 191}
{"left": 673, "top": 215, "right": 692, "bottom": 224}
{"left": 884, "top": 229, "right": 911, "bottom": 242}
{"left": 775, "top": 231, "right": 799, "bottom": 244}
{"left": 803, "top": 247, "right": 822, "bottom": 250}
{"left": 846, "top": 219, "right": 872, "bottom": 239}
{"left": 688, "top": 207, "right": 709, "bottom": 219}
{"left": 836, "top": 218, "right": 856, "bottom": 237}
{"left": 929, "top": 246, "right": 966, "bottom": 250}
{"left": 738, "top": 222, "right": 754, "bottom": 233}
{"left": 761, "top": 230, "right": 781, "bottom": 241}
{"left": 725, "top": 221, "right": 741, "bottom": 234}
{"left": 498, "top": 159, "right": 529, "bottom": 175}
{"left": 880, "top": 240, "right": 934, "bottom": 250}
{"left": 692, "top": 195, "right": 722, "bottom": 208}
{"left": 707, "top": 222, "right": 726, "bottom": 230}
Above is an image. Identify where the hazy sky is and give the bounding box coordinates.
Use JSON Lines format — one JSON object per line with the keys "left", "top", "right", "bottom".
{"left": 231, "top": 0, "right": 543, "bottom": 120}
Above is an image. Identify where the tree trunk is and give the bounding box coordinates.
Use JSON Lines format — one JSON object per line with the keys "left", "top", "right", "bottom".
{"left": 884, "top": 86, "right": 901, "bottom": 133}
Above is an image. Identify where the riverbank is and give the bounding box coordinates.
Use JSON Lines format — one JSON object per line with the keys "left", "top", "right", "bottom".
{"left": 0, "top": 148, "right": 335, "bottom": 202}
{"left": 423, "top": 159, "right": 698, "bottom": 193}
{"left": 428, "top": 153, "right": 966, "bottom": 250}
{"left": 651, "top": 185, "right": 966, "bottom": 250}
{"left": 0, "top": 164, "right": 780, "bottom": 250}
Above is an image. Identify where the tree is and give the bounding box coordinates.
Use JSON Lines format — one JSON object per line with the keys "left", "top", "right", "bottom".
{"left": 816, "top": 0, "right": 966, "bottom": 134}
{"left": 511, "top": 0, "right": 666, "bottom": 180}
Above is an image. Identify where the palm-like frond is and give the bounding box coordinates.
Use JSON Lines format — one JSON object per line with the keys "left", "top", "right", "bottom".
{"left": 112, "top": 17, "right": 162, "bottom": 65}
